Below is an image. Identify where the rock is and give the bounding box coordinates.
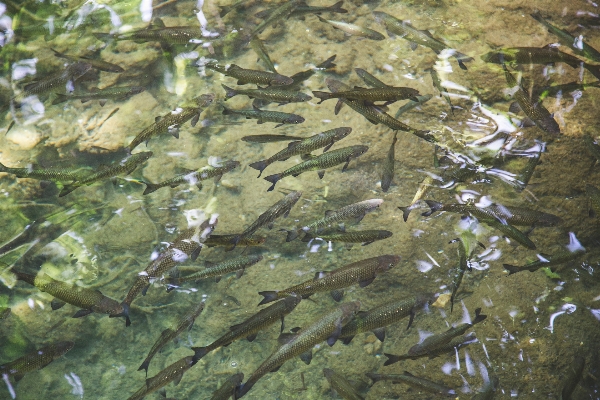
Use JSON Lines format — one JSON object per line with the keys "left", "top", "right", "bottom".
{"left": 6, "top": 126, "right": 42, "bottom": 150}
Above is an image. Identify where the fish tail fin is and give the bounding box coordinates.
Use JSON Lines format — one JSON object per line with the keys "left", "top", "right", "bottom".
{"left": 473, "top": 307, "right": 487, "bottom": 325}
{"left": 397, "top": 206, "right": 411, "bottom": 222}
{"left": 329, "top": 1, "right": 348, "bottom": 13}
{"left": 58, "top": 184, "right": 78, "bottom": 197}
{"left": 49, "top": 47, "right": 64, "bottom": 58}
{"left": 191, "top": 346, "right": 209, "bottom": 361}
{"left": 221, "top": 84, "right": 237, "bottom": 99}
{"left": 257, "top": 291, "right": 278, "bottom": 305}
{"left": 316, "top": 55, "right": 337, "bottom": 70}
{"left": 11, "top": 270, "right": 35, "bottom": 285}
{"left": 52, "top": 93, "right": 70, "bottom": 105}
{"left": 137, "top": 360, "right": 150, "bottom": 376}
{"left": 383, "top": 353, "right": 404, "bottom": 366}
{"left": 422, "top": 200, "right": 442, "bottom": 217}
{"left": 222, "top": 107, "right": 233, "bottom": 115}
{"left": 530, "top": 11, "right": 543, "bottom": 22}
{"left": 248, "top": 160, "right": 269, "bottom": 177}
{"left": 585, "top": 64, "right": 600, "bottom": 81}
{"left": 0, "top": 160, "right": 7, "bottom": 172}
{"left": 110, "top": 302, "right": 131, "bottom": 327}
{"left": 301, "top": 233, "right": 314, "bottom": 242}
{"left": 263, "top": 174, "right": 281, "bottom": 192}
{"left": 311, "top": 91, "right": 331, "bottom": 104}
{"left": 283, "top": 229, "right": 300, "bottom": 242}
{"left": 365, "top": 373, "right": 382, "bottom": 385}
{"left": 503, "top": 264, "right": 521, "bottom": 275}
{"left": 142, "top": 182, "right": 160, "bottom": 195}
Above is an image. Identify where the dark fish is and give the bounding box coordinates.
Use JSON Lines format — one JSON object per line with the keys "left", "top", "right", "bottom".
{"left": 241, "top": 135, "right": 304, "bottom": 143}
{"left": 192, "top": 296, "right": 301, "bottom": 361}
{"left": 515, "top": 144, "right": 544, "bottom": 192}
{"left": 12, "top": 270, "right": 127, "bottom": 322}
{"left": 367, "top": 371, "right": 456, "bottom": 397}
{"left": 206, "top": 62, "right": 293, "bottom": 86}
{"left": 231, "top": 191, "right": 301, "bottom": 248}
{"left": 255, "top": 1, "right": 348, "bottom": 19}
{"left": 583, "top": 134, "right": 600, "bottom": 162}
{"left": 127, "top": 94, "right": 215, "bottom": 151}
{"left": 218, "top": 0, "right": 252, "bottom": 17}
{"left": 211, "top": 373, "right": 244, "bottom": 400}
{"left": 384, "top": 332, "right": 477, "bottom": 364}
{"left": 59, "top": 151, "right": 153, "bottom": 197}
{"left": 373, "top": 11, "right": 473, "bottom": 70}
{"left": 397, "top": 175, "right": 433, "bottom": 221}
{"left": 422, "top": 200, "right": 562, "bottom": 226}
{"left": 119, "top": 217, "right": 217, "bottom": 323}
{"left": 249, "top": 36, "right": 276, "bottom": 73}
{"left": 323, "top": 368, "right": 364, "bottom": 400}
{"left": 0, "top": 341, "right": 74, "bottom": 382}
{"left": 222, "top": 106, "right": 305, "bottom": 128}
{"left": 0, "top": 307, "right": 10, "bottom": 319}
{"left": 50, "top": 48, "right": 124, "bottom": 73}
{"left": 480, "top": 218, "right": 537, "bottom": 250}
{"left": 503, "top": 246, "right": 586, "bottom": 275}
{"left": 429, "top": 67, "right": 454, "bottom": 115}
{"left": 258, "top": 255, "right": 400, "bottom": 305}
{"left": 235, "top": 302, "right": 360, "bottom": 398}
{"left": 339, "top": 293, "right": 433, "bottom": 344}
{"left": 205, "top": 234, "right": 266, "bottom": 248}
{"left": 138, "top": 302, "right": 205, "bottom": 376}
{"left": 381, "top": 132, "right": 397, "bottom": 192}
{"left": 263, "top": 145, "right": 369, "bottom": 191}
{"left": 127, "top": 356, "right": 196, "bottom": 400}
{"left": 280, "top": 55, "right": 337, "bottom": 91}
{"left": 449, "top": 238, "right": 468, "bottom": 312}
{"left": 587, "top": 184, "right": 600, "bottom": 218}
{"left": 537, "top": 81, "right": 600, "bottom": 101}
{"left": 312, "top": 86, "right": 420, "bottom": 105}
{"left": 252, "top": 0, "right": 302, "bottom": 36}
{"left": 503, "top": 65, "right": 560, "bottom": 135}
{"left": 96, "top": 19, "right": 203, "bottom": 45}
{"left": 354, "top": 68, "right": 389, "bottom": 88}
{"left": 142, "top": 160, "right": 240, "bottom": 195}
{"left": 52, "top": 86, "right": 145, "bottom": 106}
{"left": 394, "top": 94, "right": 433, "bottom": 118}
{"left": 560, "top": 356, "right": 585, "bottom": 400}
{"left": 249, "top": 127, "right": 352, "bottom": 176}
{"left": 165, "top": 255, "right": 263, "bottom": 289}
{"left": 317, "top": 16, "right": 385, "bottom": 40}
{"left": 21, "top": 62, "right": 92, "bottom": 97}
{"left": 302, "top": 229, "right": 393, "bottom": 247}
{"left": 482, "top": 45, "right": 583, "bottom": 67}
{"left": 471, "top": 376, "right": 499, "bottom": 400}
{"left": 285, "top": 198, "right": 383, "bottom": 241}
{"left": 222, "top": 84, "right": 312, "bottom": 103}
{"left": 0, "top": 161, "right": 92, "bottom": 184}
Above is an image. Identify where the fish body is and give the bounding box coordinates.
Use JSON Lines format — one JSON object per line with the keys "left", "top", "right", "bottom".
{"left": 222, "top": 106, "right": 305, "bottom": 128}
{"left": 138, "top": 302, "right": 205, "bottom": 375}
{"left": 503, "top": 247, "right": 587, "bottom": 275}
{"left": 560, "top": 356, "right": 585, "bottom": 400}
{"left": 143, "top": 160, "right": 240, "bottom": 195}
{"left": 258, "top": 255, "right": 400, "bottom": 304}
{"left": 263, "top": 145, "right": 369, "bottom": 191}
{"left": 450, "top": 238, "right": 468, "bottom": 312}
{"left": 252, "top": 0, "right": 302, "bottom": 36}
{"left": 21, "top": 62, "right": 92, "bottom": 97}
{"left": 354, "top": 68, "right": 389, "bottom": 88}
{"left": 481, "top": 218, "right": 537, "bottom": 249}
{"left": 373, "top": 11, "right": 472, "bottom": 70}
{"left": 394, "top": 94, "right": 433, "bottom": 118}
{"left": 313, "top": 86, "right": 419, "bottom": 105}
{"left": 339, "top": 293, "right": 433, "bottom": 344}
{"left": 249, "top": 127, "right": 352, "bottom": 176}
{"left": 192, "top": 296, "right": 301, "bottom": 361}
{"left": 429, "top": 67, "right": 454, "bottom": 114}
{"left": 127, "top": 356, "right": 196, "bottom": 400}
{"left": 279, "top": 55, "right": 337, "bottom": 91}
{"left": 381, "top": 132, "right": 398, "bottom": 192}
{"left": 207, "top": 63, "right": 293, "bottom": 86}
{"left": 50, "top": 48, "right": 124, "bottom": 72}
{"left": 53, "top": 86, "right": 145, "bottom": 105}
{"left": 323, "top": 368, "right": 364, "bottom": 400}
{"left": 384, "top": 332, "right": 477, "bottom": 364}
{"left": 0, "top": 161, "right": 92, "bottom": 184}
{"left": 236, "top": 302, "right": 360, "bottom": 398}
{"left": 205, "top": 234, "right": 266, "bottom": 248}
{"left": 249, "top": 36, "right": 276, "bottom": 72}
{"left": 317, "top": 16, "right": 385, "bottom": 40}
{"left": 538, "top": 81, "right": 600, "bottom": 100}
{"left": 482, "top": 46, "right": 583, "bottom": 67}
{"left": 587, "top": 184, "right": 600, "bottom": 218}
{"left": 241, "top": 134, "right": 304, "bottom": 143}
{"left": 367, "top": 372, "right": 456, "bottom": 397}
{"left": 583, "top": 134, "right": 600, "bottom": 161}
{"left": 0, "top": 341, "right": 74, "bottom": 381}
{"left": 102, "top": 24, "right": 203, "bottom": 45}
{"left": 302, "top": 230, "right": 393, "bottom": 246}
{"left": 0, "top": 307, "right": 10, "bottom": 319}
{"left": 222, "top": 84, "right": 312, "bottom": 103}
{"left": 59, "top": 151, "right": 153, "bottom": 197}
{"left": 211, "top": 373, "right": 244, "bottom": 400}
{"left": 256, "top": 1, "right": 348, "bottom": 19}
{"left": 515, "top": 145, "right": 544, "bottom": 191}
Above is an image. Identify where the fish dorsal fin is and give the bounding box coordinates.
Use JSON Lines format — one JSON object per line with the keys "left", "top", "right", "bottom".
{"left": 419, "top": 29, "right": 435, "bottom": 38}
{"left": 287, "top": 141, "right": 300, "bottom": 148}
{"left": 403, "top": 371, "right": 415, "bottom": 377}
{"left": 353, "top": 86, "right": 368, "bottom": 90}
{"left": 151, "top": 18, "right": 166, "bottom": 28}
{"left": 356, "top": 311, "right": 369, "bottom": 318}
{"left": 252, "top": 105, "right": 261, "bottom": 111}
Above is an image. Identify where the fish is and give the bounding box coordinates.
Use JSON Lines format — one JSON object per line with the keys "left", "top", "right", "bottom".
{"left": 252, "top": 0, "right": 302, "bottom": 36}
{"left": 481, "top": 217, "right": 537, "bottom": 249}
{"left": 317, "top": 16, "right": 385, "bottom": 40}
{"left": 429, "top": 67, "right": 454, "bottom": 115}
{"left": 165, "top": 255, "right": 263, "bottom": 290}
{"left": 449, "top": 238, "right": 469, "bottom": 312}
{"left": 383, "top": 332, "right": 478, "bottom": 364}
{"left": 381, "top": 132, "right": 398, "bottom": 192}
{"left": 142, "top": 160, "right": 240, "bottom": 195}
{"left": 302, "top": 229, "right": 393, "bottom": 247}
{"left": 211, "top": 373, "right": 245, "bottom": 400}
{"left": 587, "top": 184, "right": 600, "bottom": 218}
{"left": 397, "top": 175, "right": 434, "bottom": 221}
{"left": 583, "top": 134, "right": 600, "bottom": 162}
{"left": 284, "top": 198, "right": 383, "bottom": 241}
{"left": 127, "top": 94, "right": 215, "bottom": 151}
{"left": 192, "top": 295, "right": 301, "bottom": 361}
{"left": 249, "top": 127, "right": 352, "bottom": 177}
{"left": 222, "top": 105, "right": 305, "bottom": 128}
{"left": 58, "top": 151, "right": 153, "bottom": 197}
{"left": 560, "top": 356, "right": 585, "bottom": 400}
{"left": 366, "top": 371, "right": 457, "bottom": 397}
{"left": 0, "top": 161, "right": 93, "bottom": 184}
{"left": 119, "top": 216, "right": 217, "bottom": 323}
{"left": 471, "top": 376, "right": 499, "bottom": 400}
{"left": 249, "top": 36, "right": 276, "bottom": 72}
{"left": 52, "top": 86, "right": 146, "bottom": 106}
{"left": 218, "top": 0, "right": 252, "bottom": 17}
{"left": 0, "top": 341, "right": 74, "bottom": 382}
{"left": 95, "top": 19, "right": 203, "bottom": 45}
{"left": 503, "top": 245, "right": 586, "bottom": 275}
{"left": 12, "top": 270, "right": 128, "bottom": 322}
{"left": 206, "top": 62, "right": 293, "bottom": 86}
{"left": 278, "top": 55, "right": 337, "bottom": 91}
{"left": 373, "top": 11, "right": 473, "bottom": 70}
{"left": 354, "top": 68, "right": 389, "bottom": 88}
{"left": 255, "top": 1, "right": 348, "bottom": 19}
{"left": 422, "top": 200, "right": 562, "bottom": 226}
{"left": 235, "top": 301, "right": 360, "bottom": 398}
{"left": 241, "top": 135, "right": 304, "bottom": 143}
{"left": 394, "top": 94, "right": 433, "bottom": 118}
{"left": 537, "top": 81, "right": 600, "bottom": 101}
{"left": 20, "top": 62, "right": 92, "bottom": 97}
{"left": 339, "top": 293, "right": 433, "bottom": 344}
{"left": 231, "top": 191, "right": 301, "bottom": 248}
{"left": 50, "top": 48, "right": 124, "bottom": 73}
{"left": 312, "top": 86, "right": 420, "bottom": 105}
{"left": 138, "top": 302, "right": 205, "bottom": 376}
{"left": 263, "top": 145, "right": 369, "bottom": 191}
{"left": 204, "top": 234, "right": 266, "bottom": 248}
{"left": 222, "top": 84, "right": 312, "bottom": 104}
{"left": 515, "top": 144, "right": 544, "bottom": 192}
{"left": 0, "top": 307, "right": 10, "bottom": 319}
{"left": 323, "top": 368, "right": 365, "bottom": 400}
{"left": 127, "top": 356, "right": 196, "bottom": 400}
{"left": 530, "top": 12, "right": 600, "bottom": 62}
{"left": 503, "top": 65, "right": 560, "bottom": 135}
{"left": 258, "top": 255, "right": 400, "bottom": 305}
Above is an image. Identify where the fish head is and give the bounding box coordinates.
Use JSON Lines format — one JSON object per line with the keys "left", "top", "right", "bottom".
{"left": 224, "top": 160, "right": 241, "bottom": 170}
{"left": 352, "top": 145, "right": 369, "bottom": 157}
{"left": 371, "top": 11, "right": 389, "bottom": 25}
{"left": 270, "top": 75, "right": 294, "bottom": 86}
{"left": 195, "top": 93, "right": 216, "bottom": 107}
{"left": 339, "top": 301, "right": 361, "bottom": 321}
{"left": 376, "top": 254, "right": 401, "bottom": 272}
{"left": 282, "top": 293, "right": 303, "bottom": 310}
{"left": 53, "top": 341, "right": 75, "bottom": 355}
{"left": 69, "top": 62, "right": 93, "bottom": 78}
{"left": 333, "top": 127, "right": 353, "bottom": 140}
{"left": 536, "top": 116, "right": 561, "bottom": 135}
{"left": 286, "top": 114, "right": 305, "bottom": 124}
{"left": 136, "top": 151, "right": 154, "bottom": 162}
{"left": 323, "top": 368, "right": 335, "bottom": 380}
{"left": 131, "top": 86, "right": 147, "bottom": 95}
{"left": 95, "top": 296, "right": 125, "bottom": 315}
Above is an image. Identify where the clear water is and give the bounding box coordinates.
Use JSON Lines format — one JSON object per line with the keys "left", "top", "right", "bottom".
{"left": 0, "top": 0, "right": 599, "bottom": 399}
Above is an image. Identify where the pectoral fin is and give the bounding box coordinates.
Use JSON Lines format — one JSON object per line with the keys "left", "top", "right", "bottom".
{"left": 51, "top": 299, "right": 66, "bottom": 310}
{"left": 373, "top": 327, "right": 386, "bottom": 342}
{"left": 358, "top": 277, "right": 375, "bottom": 287}
{"left": 73, "top": 309, "right": 93, "bottom": 318}
{"left": 330, "top": 289, "right": 344, "bottom": 302}
{"left": 299, "top": 350, "right": 313, "bottom": 365}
